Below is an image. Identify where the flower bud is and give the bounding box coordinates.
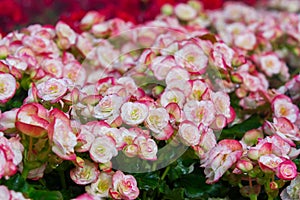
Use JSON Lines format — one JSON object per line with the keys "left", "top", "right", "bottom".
{"left": 236, "top": 159, "right": 253, "bottom": 172}
{"left": 242, "top": 129, "right": 264, "bottom": 146}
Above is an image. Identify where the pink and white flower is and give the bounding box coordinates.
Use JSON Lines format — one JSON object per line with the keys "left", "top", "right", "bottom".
{"left": 183, "top": 100, "right": 216, "bottom": 126}
{"left": 110, "top": 170, "right": 139, "bottom": 200}
{"left": 63, "top": 61, "right": 86, "bottom": 86}
{"left": 178, "top": 121, "right": 200, "bottom": 146}
{"left": 160, "top": 89, "right": 186, "bottom": 108}
{"left": 201, "top": 139, "right": 243, "bottom": 184}
{"left": 0, "top": 133, "right": 23, "bottom": 179}
{"left": 258, "top": 154, "right": 285, "bottom": 172}
{"left": 36, "top": 78, "right": 68, "bottom": 103}
{"left": 211, "top": 42, "right": 235, "bottom": 70}
{"left": 234, "top": 32, "right": 257, "bottom": 50}
{"left": 145, "top": 107, "right": 169, "bottom": 134}
{"left": 276, "top": 160, "right": 298, "bottom": 180}
{"left": 93, "top": 94, "right": 123, "bottom": 120}
{"left": 210, "top": 91, "right": 231, "bottom": 118}
{"left": 41, "top": 59, "right": 63, "bottom": 78}
{"left": 174, "top": 3, "right": 197, "bottom": 21}
{"left": 86, "top": 172, "right": 112, "bottom": 198}
{"left": 16, "top": 103, "right": 49, "bottom": 138}
{"left": 174, "top": 42, "right": 208, "bottom": 73}
{"left": 0, "top": 109, "right": 18, "bottom": 131}
{"left": 89, "top": 135, "right": 118, "bottom": 163}
{"left": 121, "top": 102, "right": 148, "bottom": 126}
{"left": 70, "top": 159, "right": 100, "bottom": 185}
{"left": 55, "top": 21, "right": 77, "bottom": 49}
{"left": 51, "top": 117, "right": 77, "bottom": 160}
{"left": 0, "top": 73, "right": 17, "bottom": 104}
{"left": 135, "top": 136, "right": 158, "bottom": 160}
{"left": 0, "top": 185, "right": 28, "bottom": 200}
{"left": 260, "top": 53, "right": 281, "bottom": 77}
{"left": 80, "top": 11, "right": 104, "bottom": 30}
{"left": 272, "top": 95, "right": 299, "bottom": 123}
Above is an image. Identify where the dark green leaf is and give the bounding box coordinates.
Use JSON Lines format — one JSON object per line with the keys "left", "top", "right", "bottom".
{"left": 134, "top": 172, "right": 160, "bottom": 191}
{"left": 162, "top": 188, "right": 185, "bottom": 200}
{"left": 220, "top": 114, "right": 263, "bottom": 140}
{"left": 3, "top": 174, "right": 63, "bottom": 200}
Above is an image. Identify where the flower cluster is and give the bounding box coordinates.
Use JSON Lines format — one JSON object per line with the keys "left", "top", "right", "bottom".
{"left": 0, "top": 1, "right": 299, "bottom": 199}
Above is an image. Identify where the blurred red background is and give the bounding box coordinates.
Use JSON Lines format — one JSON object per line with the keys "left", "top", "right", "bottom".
{"left": 0, "top": 0, "right": 257, "bottom": 36}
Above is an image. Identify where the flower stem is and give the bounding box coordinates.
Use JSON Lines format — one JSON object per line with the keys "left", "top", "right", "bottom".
{"left": 28, "top": 136, "right": 33, "bottom": 160}
{"left": 21, "top": 166, "right": 29, "bottom": 179}
{"left": 161, "top": 166, "right": 170, "bottom": 180}
{"left": 250, "top": 194, "right": 257, "bottom": 200}
{"left": 59, "top": 170, "right": 67, "bottom": 190}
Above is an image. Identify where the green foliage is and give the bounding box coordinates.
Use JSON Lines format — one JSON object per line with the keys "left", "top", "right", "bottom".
{"left": 1, "top": 174, "right": 63, "bottom": 200}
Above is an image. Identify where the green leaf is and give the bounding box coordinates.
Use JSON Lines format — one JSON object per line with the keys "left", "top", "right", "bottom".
{"left": 29, "top": 190, "right": 63, "bottom": 200}
{"left": 3, "top": 173, "right": 63, "bottom": 200}
{"left": 134, "top": 172, "right": 160, "bottom": 191}
{"left": 176, "top": 172, "right": 229, "bottom": 199}
{"left": 162, "top": 188, "right": 185, "bottom": 200}
{"left": 220, "top": 114, "right": 263, "bottom": 140}
{"left": 168, "top": 159, "right": 194, "bottom": 182}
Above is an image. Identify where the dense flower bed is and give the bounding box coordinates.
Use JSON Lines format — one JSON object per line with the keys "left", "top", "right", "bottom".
{"left": 0, "top": 1, "right": 300, "bottom": 199}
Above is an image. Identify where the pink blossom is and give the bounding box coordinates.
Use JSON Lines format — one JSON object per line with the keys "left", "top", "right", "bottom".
{"left": 211, "top": 42, "right": 235, "bottom": 70}
{"left": 0, "top": 109, "right": 18, "bottom": 131}
{"left": 265, "top": 117, "right": 300, "bottom": 145}
{"left": 280, "top": 175, "right": 300, "bottom": 199}
{"left": 183, "top": 100, "right": 216, "bottom": 126}
{"left": 55, "top": 21, "right": 77, "bottom": 49}
{"left": 110, "top": 171, "right": 139, "bottom": 200}
{"left": 0, "top": 133, "right": 23, "bottom": 179}
{"left": 276, "top": 160, "right": 298, "bottom": 180}
{"left": 73, "top": 193, "right": 96, "bottom": 200}
{"left": 70, "top": 159, "right": 100, "bottom": 185}
{"left": 188, "top": 79, "right": 209, "bottom": 101}
{"left": 0, "top": 185, "right": 28, "bottom": 200}
{"left": 174, "top": 42, "right": 208, "bottom": 73}
{"left": 41, "top": 59, "right": 63, "bottom": 78}
{"left": 96, "top": 42, "right": 120, "bottom": 70}
{"left": 16, "top": 103, "right": 49, "bottom": 138}
{"left": 150, "top": 56, "right": 176, "bottom": 80}
{"left": 260, "top": 53, "right": 281, "bottom": 77}
{"left": 210, "top": 91, "right": 231, "bottom": 119}
{"left": 86, "top": 172, "right": 112, "bottom": 198}
{"left": 91, "top": 22, "right": 111, "bottom": 38}
{"left": 174, "top": 3, "right": 197, "bottom": 21}
{"left": 93, "top": 94, "right": 123, "bottom": 121}
{"left": 258, "top": 154, "right": 285, "bottom": 172}
{"left": 178, "top": 121, "right": 200, "bottom": 146}
{"left": 236, "top": 158, "right": 253, "bottom": 172}
{"left": 145, "top": 107, "right": 169, "bottom": 134}
{"left": 201, "top": 139, "right": 243, "bottom": 184}
{"left": 272, "top": 95, "right": 299, "bottom": 123}
{"left": 165, "top": 67, "right": 190, "bottom": 85}
{"left": 121, "top": 102, "right": 148, "bottom": 126}
{"left": 63, "top": 61, "right": 86, "bottom": 86}
{"left": 75, "top": 124, "right": 96, "bottom": 152}
{"left": 89, "top": 135, "right": 118, "bottom": 163}
{"left": 36, "top": 78, "right": 68, "bottom": 103}
{"left": 80, "top": 11, "right": 104, "bottom": 30}
{"left": 0, "top": 185, "right": 10, "bottom": 200}
{"left": 22, "top": 35, "right": 51, "bottom": 54}
{"left": 123, "top": 144, "right": 138, "bottom": 158}
{"left": 134, "top": 135, "right": 158, "bottom": 160}
{"left": 0, "top": 73, "right": 16, "bottom": 104}
{"left": 51, "top": 117, "right": 77, "bottom": 160}
{"left": 234, "top": 32, "right": 257, "bottom": 50}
